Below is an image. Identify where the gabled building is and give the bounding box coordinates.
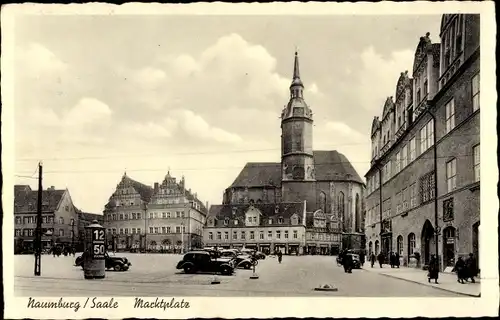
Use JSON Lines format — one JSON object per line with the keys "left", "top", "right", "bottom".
{"left": 14, "top": 185, "right": 79, "bottom": 253}
{"left": 364, "top": 14, "right": 480, "bottom": 271}
{"left": 208, "top": 52, "right": 366, "bottom": 255}
{"left": 103, "top": 172, "right": 207, "bottom": 252}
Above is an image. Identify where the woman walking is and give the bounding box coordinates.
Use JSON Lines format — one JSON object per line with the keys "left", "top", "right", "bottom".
{"left": 427, "top": 254, "right": 439, "bottom": 284}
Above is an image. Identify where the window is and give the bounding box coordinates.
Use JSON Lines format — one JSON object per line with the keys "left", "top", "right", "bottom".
{"left": 233, "top": 231, "right": 237, "bottom": 240}
{"left": 176, "top": 212, "right": 181, "bottom": 218}
{"left": 149, "top": 227, "right": 153, "bottom": 234}
{"left": 162, "top": 212, "right": 166, "bottom": 218}
{"left": 167, "top": 212, "right": 171, "bottom": 218}
{"left": 267, "top": 231, "right": 272, "bottom": 240}
{"left": 409, "top": 138, "right": 416, "bottom": 161}
{"left": 443, "top": 198, "right": 454, "bottom": 222}
{"left": 15, "top": 229, "right": 21, "bottom": 236}
{"left": 154, "top": 212, "right": 158, "bottom": 219}
{"left": 250, "top": 231, "right": 255, "bottom": 240}
{"left": 276, "top": 231, "right": 281, "bottom": 239}
{"left": 259, "top": 231, "right": 264, "bottom": 240}
{"left": 58, "top": 229, "right": 64, "bottom": 237}
{"left": 15, "top": 217, "right": 21, "bottom": 224}
{"left": 268, "top": 218, "right": 273, "bottom": 224}
{"left": 224, "top": 218, "right": 229, "bottom": 226}
{"left": 397, "top": 236, "right": 403, "bottom": 256}
{"left": 408, "top": 233, "right": 416, "bottom": 256}
{"left": 409, "top": 184, "right": 416, "bottom": 208}
{"left": 401, "top": 145, "right": 408, "bottom": 168}
{"left": 473, "top": 144, "right": 480, "bottom": 182}
{"left": 182, "top": 226, "right": 186, "bottom": 233}
{"left": 278, "top": 217, "right": 284, "bottom": 224}
{"left": 420, "top": 120, "right": 434, "bottom": 152}
{"left": 234, "top": 220, "right": 239, "bottom": 225}
{"left": 209, "top": 232, "right": 213, "bottom": 240}
{"left": 59, "top": 217, "right": 64, "bottom": 224}
{"left": 293, "top": 230, "right": 298, "bottom": 239}
{"left": 419, "top": 172, "right": 435, "bottom": 203}
{"left": 224, "top": 232, "right": 229, "bottom": 240}
{"left": 472, "top": 73, "right": 480, "bottom": 111}
{"left": 119, "top": 228, "right": 124, "bottom": 235}
{"left": 137, "top": 228, "right": 141, "bottom": 234}
{"left": 284, "top": 230, "right": 289, "bottom": 239}
{"left": 112, "top": 228, "right": 117, "bottom": 234}
{"left": 446, "top": 159, "right": 457, "bottom": 192}
{"left": 136, "top": 213, "right": 141, "bottom": 220}
{"left": 395, "top": 152, "right": 401, "bottom": 173}
{"left": 154, "top": 227, "right": 160, "bottom": 234}
{"left": 175, "top": 226, "right": 181, "bottom": 233}
{"left": 216, "top": 232, "right": 221, "bottom": 240}
{"left": 445, "top": 99, "right": 455, "bottom": 133}
{"left": 148, "top": 213, "right": 153, "bottom": 219}
{"left": 166, "top": 226, "right": 171, "bottom": 233}
{"left": 241, "top": 231, "right": 246, "bottom": 240}
{"left": 181, "top": 212, "right": 185, "bottom": 218}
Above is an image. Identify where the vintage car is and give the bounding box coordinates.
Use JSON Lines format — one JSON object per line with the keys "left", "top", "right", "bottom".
{"left": 75, "top": 251, "right": 132, "bottom": 271}
{"left": 336, "top": 253, "right": 362, "bottom": 269}
{"left": 219, "top": 249, "right": 257, "bottom": 269}
{"left": 176, "top": 251, "right": 235, "bottom": 275}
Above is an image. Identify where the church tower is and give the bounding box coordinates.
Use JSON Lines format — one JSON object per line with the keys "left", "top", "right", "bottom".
{"left": 281, "top": 51, "right": 315, "bottom": 183}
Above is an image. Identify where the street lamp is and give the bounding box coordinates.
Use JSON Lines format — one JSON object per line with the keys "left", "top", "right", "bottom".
{"left": 181, "top": 221, "right": 184, "bottom": 254}
{"left": 70, "top": 219, "right": 75, "bottom": 252}
{"left": 143, "top": 202, "right": 148, "bottom": 252}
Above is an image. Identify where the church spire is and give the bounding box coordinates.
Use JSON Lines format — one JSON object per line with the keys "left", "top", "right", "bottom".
{"left": 290, "top": 50, "right": 304, "bottom": 98}
{"left": 293, "top": 50, "right": 300, "bottom": 80}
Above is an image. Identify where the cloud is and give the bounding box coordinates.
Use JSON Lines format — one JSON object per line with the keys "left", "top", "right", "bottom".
{"left": 172, "top": 109, "right": 242, "bottom": 144}
{"left": 63, "top": 98, "right": 112, "bottom": 126}
{"left": 324, "top": 121, "right": 366, "bottom": 141}
{"left": 16, "top": 42, "right": 67, "bottom": 78}
{"left": 357, "top": 46, "right": 414, "bottom": 111}
{"left": 307, "top": 82, "right": 320, "bottom": 95}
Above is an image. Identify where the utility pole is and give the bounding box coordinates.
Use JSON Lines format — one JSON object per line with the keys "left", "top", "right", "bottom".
{"left": 71, "top": 220, "right": 75, "bottom": 251}
{"left": 181, "top": 221, "right": 185, "bottom": 254}
{"left": 34, "top": 162, "right": 43, "bottom": 276}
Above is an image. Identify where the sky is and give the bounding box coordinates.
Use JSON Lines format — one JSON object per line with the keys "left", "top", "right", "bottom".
{"left": 12, "top": 13, "right": 442, "bottom": 213}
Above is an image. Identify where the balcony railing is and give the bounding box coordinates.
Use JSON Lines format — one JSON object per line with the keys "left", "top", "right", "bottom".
{"left": 413, "top": 99, "right": 429, "bottom": 119}
{"left": 380, "top": 139, "right": 393, "bottom": 156}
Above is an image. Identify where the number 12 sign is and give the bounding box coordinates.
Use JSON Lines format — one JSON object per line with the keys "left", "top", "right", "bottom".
{"left": 92, "top": 229, "right": 106, "bottom": 259}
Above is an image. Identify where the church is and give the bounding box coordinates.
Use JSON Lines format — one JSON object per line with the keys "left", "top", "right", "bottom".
{"left": 203, "top": 52, "right": 366, "bottom": 255}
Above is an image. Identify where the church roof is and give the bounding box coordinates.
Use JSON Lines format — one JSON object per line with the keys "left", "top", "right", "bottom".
{"left": 230, "top": 162, "right": 282, "bottom": 188}
{"left": 229, "top": 150, "right": 364, "bottom": 188}
{"left": 14, "top": 185, "right": 66, "bottom": 213}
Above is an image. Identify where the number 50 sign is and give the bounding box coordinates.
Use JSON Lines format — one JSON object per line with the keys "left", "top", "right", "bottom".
{"left": 92, "top": 229, "right": 106, "bottom": 259}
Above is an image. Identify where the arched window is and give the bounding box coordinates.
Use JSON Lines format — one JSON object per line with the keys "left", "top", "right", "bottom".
{"left": 319, "top": 191, "right": 327, "bottom": 213}
{"left": 355, "top": 193, "right": 361, "bottom": 232}
{"left": 338, "top": 192, "right": 345, "bottom": 231}
{"left": 59, "top": 217, "right": 64, "bottom": 224}
{"left": 397, "top": 235, "right": 404, "bottom": 255}
{"left": 375, "top": 240, "right": 380, "bottom": 255}
{"left": 408, "top": 233, "right": 416, "bottom": 256}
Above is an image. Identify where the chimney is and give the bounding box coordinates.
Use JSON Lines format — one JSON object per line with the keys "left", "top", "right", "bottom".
{"left": 47, "top": 186, "right": 55, "bottom": 191}
{"left": 154, "top": 182, "right": 159, "bottom": 193}
{"left": 206, "top": 201, "right": 209, "bottom": 210}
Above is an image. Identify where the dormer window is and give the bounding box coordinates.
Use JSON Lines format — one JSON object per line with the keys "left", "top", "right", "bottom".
{"left": 268, "top": 218, "right": 273, "bottom": 224}
{"left": 224, "top": 218, "right": 229, "bottom": 226}
{"left": 234, "top": 220, "right": 238, "bottom": 225}
{"left": 278, "top": 217, "right": 284, "bottom": 224}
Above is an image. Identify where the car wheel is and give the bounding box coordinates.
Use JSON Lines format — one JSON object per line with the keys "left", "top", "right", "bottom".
{"left": 184, "top": 265, "right": 194, "bottom": 274}
{"left": 244, "top": 262, "right": 251, "bottom": 269}
{"left": 113, "top": 264, "right": 122, "bottom": 271}
{"left": 221, "top": 266, "right": 232, "bottom": 275}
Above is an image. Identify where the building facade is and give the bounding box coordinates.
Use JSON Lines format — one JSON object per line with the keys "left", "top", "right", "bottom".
{"left": 14, "top": 185, "right": 80, "bottom": 253}
{"left": 364, "top": 14, "right": 480, "bottom": 271}
{"left": 103, "top": 172, "right": 207, "bottom": 252}
{"left": 209, "top": 52, "right": 366, "bottom": 254}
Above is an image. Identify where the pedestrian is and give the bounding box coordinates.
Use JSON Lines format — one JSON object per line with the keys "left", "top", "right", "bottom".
{"left": 427, "top": 254, "right": 439, "bottom": 284}
{"left": 370, "top": 253, "right": 376, "bottom": 268}
{"left": 452, "top": 256, "right": 467, "bottom": 284}
{"left": 465, "top": 253, "right": 478, "bottom": 283}
{"left": 389, "top": 252, "right": 395, "bottom": 268}
{"left": 343, "top": 251, "right": 353, "bottom": 273}
{"left": 277, "top": 250, "right": 283, "bottom": 264}
{"left": 377, "top": 252, "right": 384, "bottom": 268}
{"left": 395, "top": 252, "right": 400, "bottom": 268}
{"left": 360, "top": 251, "right": 365, "bottom": 267}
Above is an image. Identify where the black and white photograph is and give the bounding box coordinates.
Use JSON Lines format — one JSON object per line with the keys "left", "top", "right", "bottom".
{"left": 2, "top": 2, "right": 498, "bottom": 319}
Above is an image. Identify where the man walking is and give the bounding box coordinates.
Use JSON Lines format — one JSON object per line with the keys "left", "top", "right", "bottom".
{"left": 465, "top": 253, "right": 478, "bottom": 283}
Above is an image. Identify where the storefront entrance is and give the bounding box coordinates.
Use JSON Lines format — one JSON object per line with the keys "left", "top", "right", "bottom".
{"left": 443, "top": 226, "right": 456, "bottom": 267}
{"left": 472, "top": 221, "right": 479, "bottom": 271}
{"left": 421, "top": 219, "right": 436, "bottom": 265}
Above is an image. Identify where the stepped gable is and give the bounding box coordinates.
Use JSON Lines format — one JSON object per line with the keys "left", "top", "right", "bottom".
{"left": 312, "top": 150, "right": 364, "bottom": 184}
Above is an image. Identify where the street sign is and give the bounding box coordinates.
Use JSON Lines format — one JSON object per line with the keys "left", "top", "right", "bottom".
{"left": 92, "top": 229, "right": 106, "bottom": 259}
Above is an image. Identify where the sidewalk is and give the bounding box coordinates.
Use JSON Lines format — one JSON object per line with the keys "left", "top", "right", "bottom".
{"left": 362, "top": 265, "right": 481, "bottom": 297}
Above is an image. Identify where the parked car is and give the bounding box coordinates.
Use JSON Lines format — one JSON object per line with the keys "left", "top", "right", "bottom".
{"left": 74, "top": 252, "right": 131, "bottom": 271}
{"left": 254, "top": 251, "right": 266, "bottom": 260}
{"left": 219, "top": 250, "right": 256, "bottom": 269}
{"left": 336, "top": 253, "right": 361, "bottom": 269}
{"left": 176, "top": 251, "right": 235, "bottom": 275}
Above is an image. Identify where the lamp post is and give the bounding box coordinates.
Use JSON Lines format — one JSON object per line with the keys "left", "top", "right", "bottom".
{"left": 70, "top": 219, "right": 75, "bottom": 252}
{"left": 425, "top": 108, "right": 440, "bottom": 273}
{"left": 143, "top": 202, "right": 148, "bottom": 252}
{"left": 181, "top": 221, "right": 185, "bottom": 254}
